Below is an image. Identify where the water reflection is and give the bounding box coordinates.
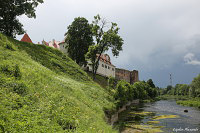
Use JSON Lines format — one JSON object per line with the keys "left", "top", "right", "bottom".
{"left": 116, "top": 100, "right": 200, "bottom": 133}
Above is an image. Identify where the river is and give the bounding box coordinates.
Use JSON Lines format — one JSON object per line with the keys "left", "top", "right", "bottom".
{"left": 116, "top": 100, "right": 200, "bottom": 133}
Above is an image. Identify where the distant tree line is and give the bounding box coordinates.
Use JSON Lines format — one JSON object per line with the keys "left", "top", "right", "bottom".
{"left": 161, "top": 74, "right": 200, "bottom": 98}
{"left": 108, "top": 78, "right": 159, "bottom": 108}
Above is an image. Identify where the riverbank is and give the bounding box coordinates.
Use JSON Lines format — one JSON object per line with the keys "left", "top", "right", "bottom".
{"left": 159, "top": 95, "right": 200, "bottom": 108}
{"left": 116, "top": 100, "right": 200, "bottom": 133}
{"left": 177, "top": 98, "right": 200, "bottom": 108}
{"left": 109, "top": 99, "right": 139, "bottom": 125}
{"left": 158, "top": 95, "right": 189, "bottom": 100}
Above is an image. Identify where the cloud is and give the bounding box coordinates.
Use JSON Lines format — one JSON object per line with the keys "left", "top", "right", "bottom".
{"left": 184, "top": 53, "right": 200, "bottom": 65}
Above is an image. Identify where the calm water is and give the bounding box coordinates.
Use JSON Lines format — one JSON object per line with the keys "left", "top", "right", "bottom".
{"left": 117, "top": 100, "right": 200, "bottom": 133}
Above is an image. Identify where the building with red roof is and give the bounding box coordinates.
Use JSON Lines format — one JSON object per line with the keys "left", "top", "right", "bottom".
{"left": 20, "top": 33, "right": 33, "bottom": 43}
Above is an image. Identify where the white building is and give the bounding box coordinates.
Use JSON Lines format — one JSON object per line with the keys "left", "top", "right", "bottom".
{"left": 59, "top": 42, "right": 68, "bottom": 55}
{"left": 88, "top": 54, "right": 115, "bottom": 78}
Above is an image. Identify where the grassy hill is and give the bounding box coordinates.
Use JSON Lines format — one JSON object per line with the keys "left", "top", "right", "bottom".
{"left": 0, "top": 34, "right": 117, "bottom": 132}
{"left": 86, "top": 71, "right": 109, "bottom": 89}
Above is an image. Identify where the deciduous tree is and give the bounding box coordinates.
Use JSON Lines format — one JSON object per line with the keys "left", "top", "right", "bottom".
{"left": 0, "top": 0, "right": 43, "bottom": 38}
{"left": 190, "top": 74, "right": 200, "bottom": 97}
{"left": 65, "top": 17, "right": 93, "bottom": 66}
{"left": 85, "top": 14, "right": 123, "bottom": 80}
{"left": 147, "top": 79, "right": 155, "bottom": 88}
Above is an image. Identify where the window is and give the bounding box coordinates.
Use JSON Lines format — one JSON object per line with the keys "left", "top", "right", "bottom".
{"left": 102, "top": 64, "right": 104, "bottom": 67}
{"left": 108, "top": 66, "right": 110, "bottom": 69}
{"left": 105, "top": 65, "right": 107, "bottom": 68}
{"left": 112, "top": 68, "right": 114, "bottom": 71}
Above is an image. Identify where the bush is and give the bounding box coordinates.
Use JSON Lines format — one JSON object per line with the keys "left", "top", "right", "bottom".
{"left": 108, "top": 77, "right": 118, "bottom": 89}
{"left": 115, "top": 80, "right": 129, "bottom": 106}
{"left": 12, "top": 82, "right": 27, "bottom": 96}
{"left": 13, "top": 65, "right": 22, "bottom": 79}
{"left": 0, "top": 34, "right": 16, "bottom": 51}
{"left": 133, "top": 82, "right": 148, "bottom": 99}
{"left": 0, "top": 64, "right": 22, "bottom": 79}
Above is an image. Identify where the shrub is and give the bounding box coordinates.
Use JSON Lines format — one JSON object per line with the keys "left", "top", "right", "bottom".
{"left": 13, "top": 65, "right": 22, "bottom": 79}
{"left": 108, "top": 77, "right": 118, "bottom": 89}
{"left": 5, "top": 42, "right": 16, "bottom": 51}
{"left": 0, "top": 35, "right": 16, "bottom": 51}
{"left": 0, "top": 64, "right": 22, "bottom": 79}
{"left": 0, "top": 65, "right": 11, "bottom": 75}
{"left": 12, "top": 82, "right": 28, "bottom": 96}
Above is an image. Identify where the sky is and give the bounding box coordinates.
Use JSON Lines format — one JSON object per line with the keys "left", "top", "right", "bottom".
{"left": 16, "top": 0, "right": 200, "bottom": 88}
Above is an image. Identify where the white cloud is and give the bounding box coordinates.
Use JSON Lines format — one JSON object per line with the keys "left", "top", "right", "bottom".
{"left": 184, "top": 53, "right": 200, "bottom": 65}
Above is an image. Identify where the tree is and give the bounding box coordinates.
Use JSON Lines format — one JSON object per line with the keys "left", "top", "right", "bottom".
{"left": 133, "top": 82, "right": 148, "bottom": 99}
{"left": 166, "top": 85, "right": 172, "bottom": 93}
{"left": 0, "top": 0, "right": 43, "bottom": 38}
{"left": 108, "top": 76, "right": 118, "bottom": 89}
{"left": 147, "top": 79, "right": 155, "bottom": 88}
{"left": 65, "top": 17, "right": 93, "bottom": 66}
{"left": 115, "top": 80, "right": 129, "bottom": 106}
{"left": 85, "top": 14, "right": 123, "bottom": 80}
{"left": 190, "top": 74, "right": 200, "bottom": 97}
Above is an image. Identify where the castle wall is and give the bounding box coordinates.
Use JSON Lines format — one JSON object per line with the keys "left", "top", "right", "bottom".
{"left": 115, "top": 68, "right": 139, "bottom": 84}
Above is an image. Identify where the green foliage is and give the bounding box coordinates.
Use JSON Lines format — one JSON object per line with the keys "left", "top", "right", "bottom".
{"left": 161, "top": 74, "right": 200, "bottom": 108}
{"left": 177, "top": 98, "right": 200, "bottom": 108}
{"left": 14, "top": 64, "right": 22, "bottom": 79}
{"left": 0, "top": 34, "right": 117, "bottom": 133}
{"left": 0, "top": 64, "right": 21, "bottom": 80}
{"left": 115, "top": 80, "right": 129, "bottom": 106}
{"left": 87, "top": 71, "right": 108, "bottom": 89}
{"left": 133, "top": 82, "right": 148, "bottom": 99}
{"left": 161, "top": 74, "right": 200, "bottom": 98}
{"left": 190, "top": 74, "right": 200, "bottom": 97}
{"left": 0, "top": 34, "right": 17, "bottom": 50}
{"left": 12, "top": 82, "right": 28, "bottom": 96}
{"left": 86, "top": 14, "right": 124, "bottom": 79}
{"left": 108, "top": 76, "right": 118, "bottom": 89}
{"left": 65, "top": 17, "right": 93, "bottom": 66}
{"left": 85, "top": 45, "right": 100, "bottom": 77}
{"left": 0, "top": 0, "right": 43, "bottom": 37}
{"left": 147, "top": 79, "right": 155, "bottom": 88}
{"left": 114, "top": 80, "right": 158, "bottom": 108}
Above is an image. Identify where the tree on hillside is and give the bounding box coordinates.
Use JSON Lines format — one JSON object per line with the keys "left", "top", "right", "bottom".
{"left": 85, "top": 14, "right": 124, "bottom": 80}
{"left": 0, "top": 0, "right": 43, "bottom": 38}
{"left": 65, "top": 17, "right": 93, "bottom": 66}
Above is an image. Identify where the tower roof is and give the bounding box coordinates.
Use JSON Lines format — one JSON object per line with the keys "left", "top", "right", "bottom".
{"left": 21, "top": 33, "right": 33, "bottom": 43}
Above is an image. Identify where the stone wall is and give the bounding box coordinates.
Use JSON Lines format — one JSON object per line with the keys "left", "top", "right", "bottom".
{"left": 115, "top": 68, "right": 130, "bottom": 83}
{"left": 130, "top": 70, "right": 139, "bottom": 84}
{"left": 115, "top": 68, "right": 139, "bottom": 84}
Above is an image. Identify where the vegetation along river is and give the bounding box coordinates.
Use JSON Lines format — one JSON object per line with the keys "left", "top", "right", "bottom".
{"left": 116, "top": 100, "right": 200, "bottom": 133}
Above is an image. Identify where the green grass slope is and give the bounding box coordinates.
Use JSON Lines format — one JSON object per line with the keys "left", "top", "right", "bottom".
{"left": 0, "top": 34, "right": 116, "bottom": 132}
{"left": 86, "top": 71, "right": 108, "bottom": 89}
